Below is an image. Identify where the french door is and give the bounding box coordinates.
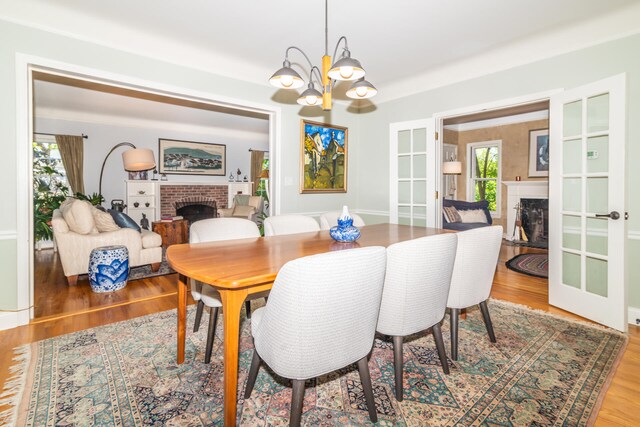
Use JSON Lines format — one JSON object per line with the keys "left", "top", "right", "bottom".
{"left": 549, "top": 74, "right": 627, "bottom": 331}
{"left": 389, "top": 119, "right": 437, "bottom": 227}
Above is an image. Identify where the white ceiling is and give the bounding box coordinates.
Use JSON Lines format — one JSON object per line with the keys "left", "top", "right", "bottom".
{"left": 5, "top": 0, "right": 640, "bottom": 104}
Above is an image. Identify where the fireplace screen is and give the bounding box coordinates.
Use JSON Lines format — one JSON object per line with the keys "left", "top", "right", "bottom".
{"left": 518, "top": 198, "right": 548, "bottom": 247}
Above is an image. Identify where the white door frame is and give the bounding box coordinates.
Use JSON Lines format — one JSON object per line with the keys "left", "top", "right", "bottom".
{"left": 15, "top": 53, "right": 282, "bottom": 326}
{"left": 432, "top": 89, "right": 562, "bottom": 228}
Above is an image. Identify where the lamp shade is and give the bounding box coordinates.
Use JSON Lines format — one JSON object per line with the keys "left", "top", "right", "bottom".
{"left": 269, "top": 60, "right": 305, "bottom": 89}
{"left": 328, "top": 55, "right": 365, "bottom": 81}
{"left": 297, "top": 83, "right": 323, "bottom": 106}
{"left": 122, "top": 148, "right": 156, "bottom": 171}
{"left": 442, "top": 161, "right": 462, "bottom": 175}
{"left": 346, "top": 78, "right": 377, "bottom": 99}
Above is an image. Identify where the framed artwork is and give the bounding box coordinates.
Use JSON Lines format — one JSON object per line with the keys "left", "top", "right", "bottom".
{"left": 300, "top": 120, "right": 348, "bottom": 193}
{"left": 528, "top": 129, "right": 549, "bottom": 177}
{"left": 158, "top": 138, "right": 226, "bottom": 176}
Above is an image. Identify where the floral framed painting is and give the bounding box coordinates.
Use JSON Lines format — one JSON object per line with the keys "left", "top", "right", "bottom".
{"left": 528, "top": 129, "right": 549, "bottom": 177}
{"left": 158, "top": 138, "right": 226, "bottom": 176}
{"left": 300, "top": 120, "right": 348, "bottom": 193}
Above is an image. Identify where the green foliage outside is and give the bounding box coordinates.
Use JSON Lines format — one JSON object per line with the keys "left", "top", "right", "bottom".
{"left": 255, "top": 158, "right": 269, "bottom": 236}
{"left": 473, "top": 146, "right": 498, "bottom": 211}
{"left": 33, "top": 142, "right": 69, "bottom": 241}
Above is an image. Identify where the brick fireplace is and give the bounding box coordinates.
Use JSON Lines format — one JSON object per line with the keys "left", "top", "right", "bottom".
{"left": 160, "top": 184, "right": 228, "bottom": 217}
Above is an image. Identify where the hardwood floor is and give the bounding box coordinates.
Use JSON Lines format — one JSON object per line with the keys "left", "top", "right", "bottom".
{"left": 1, "top": 243, "right": 638, "bottom": 425}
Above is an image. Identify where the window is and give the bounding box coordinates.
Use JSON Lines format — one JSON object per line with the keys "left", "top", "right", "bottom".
{"left": 467, "top": 140, "right": 501, "bottom": 216}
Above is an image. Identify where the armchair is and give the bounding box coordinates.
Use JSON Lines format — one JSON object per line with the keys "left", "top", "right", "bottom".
{"left": 218, "top": 194, "right": 263, "bottom": 222}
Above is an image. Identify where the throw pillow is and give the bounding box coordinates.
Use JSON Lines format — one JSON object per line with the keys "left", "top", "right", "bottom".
{"left": 93, "top": 208, "right": 121, "bottom": 232}
{"left": 443, "top": 206, "right": 462, "bottom": 223}
{"left": 458, "top": 209, "right": 489, "bottom": 224}
{"left": 60, "top": 199, "right": 97, "bottom": 235}
{"left": 232, "top": 205, "right": 255, "bottom": 218}
{"left": 108, "top": 210, "right": 141, "bottom": 232}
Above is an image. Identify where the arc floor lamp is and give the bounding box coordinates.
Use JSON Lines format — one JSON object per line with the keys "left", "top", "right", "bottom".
{"left": 98, "top": 142, "right": 155, "bottom": 201}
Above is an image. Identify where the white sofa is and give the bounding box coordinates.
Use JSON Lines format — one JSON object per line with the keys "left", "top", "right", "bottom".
{"left": 51, "top": 200, "right": 163, "bottom": 285}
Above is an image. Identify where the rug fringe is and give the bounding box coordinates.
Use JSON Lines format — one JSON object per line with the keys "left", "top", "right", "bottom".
{"left": 489, "top": 298, "right": 628, "bottom": 338}
{"left": 0, "top": 344, "right": 32, "bottom": 427}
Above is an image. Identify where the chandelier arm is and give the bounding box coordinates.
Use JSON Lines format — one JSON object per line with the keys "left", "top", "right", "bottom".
{"left": 331, "top": 36, "right": 349, "bottom": 66}
{"left": 285, "top": 46, "right": 316, "bottom": 71}
{"left": 309, "top": 66, "right": 324, "bottom": 87}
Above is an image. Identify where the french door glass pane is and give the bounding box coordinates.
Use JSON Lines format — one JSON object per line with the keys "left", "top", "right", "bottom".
{"left": 563, "top": 100, "right": 582, "bottom": 137}
{"left": 413, "top": 154, "right": 426, "bottom": 179}
{"left": 398, "top": 156, "right": 411, "bottom": 179}
{"left": 562, "top": 251, "right": 581, "bottom": 288}
{"left": 586, "top": 217, "right": 608, "bottom": 256}
{"left": 562, "top": 215, "right": 581, "bottom": 250}
{"left": 398, "top": 206, "right": 411, "bottom": 225}
{"left": 413, "top": 206, "right": 427, "bottom": 227}
{"left": 398, "top": 130, "right": 411, "bottom": 154}
{"left": 398, "top": 182, "right": 411, "bottom": 204}
{"left": 586, "top": 136, "right": 609, "bottom": 173}
{"left": 563, "top": 178, "right": 581, "bottom": 212}
{"left": 586, "top": 177, "right": 608, "bottom": 214}
{"left": 586, "top": 257, "right": 608, "bottom": 297}
{"left": 587, "top": 93, "right": 609, "bottom": 133}
{"left": 413, "top": 181, "right": 426, "bottom": 204}
{"left": 563, "top": 138, "right": 582, "bottom": 174}
{"left": 413, "top": 128, "right": 427, "bottom": 152}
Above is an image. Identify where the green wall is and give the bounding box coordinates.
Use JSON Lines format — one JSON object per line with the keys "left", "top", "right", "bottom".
{"left": 355, "top": 34, "right": 640, "bottom": 308}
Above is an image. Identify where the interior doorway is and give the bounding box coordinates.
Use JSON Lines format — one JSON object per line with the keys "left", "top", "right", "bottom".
{"left": 435, "top": 96, "right": 552, "bottom": 302}
{"left": 20, "top": 60, "right": 280, "bottom": 323}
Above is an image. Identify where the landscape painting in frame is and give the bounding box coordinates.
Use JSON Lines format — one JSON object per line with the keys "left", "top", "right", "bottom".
{"left": 159, "top": 139, "right": 226, "bottom": 176}
{"left": 301, "top": 120, "right": 348, "bottom": 193}
{"left": 528, "top": 129, "right": 549, "bottom": 177}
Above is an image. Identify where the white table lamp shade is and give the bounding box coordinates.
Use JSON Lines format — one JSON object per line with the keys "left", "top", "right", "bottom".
{"left": 442, "top": 161, "right": 462, "bottom": 175}
{"left": 122, "top": 148, "right": 156, "bottom": 171}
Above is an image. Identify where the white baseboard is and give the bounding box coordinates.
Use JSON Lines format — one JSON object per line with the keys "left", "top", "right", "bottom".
{"left": 0, "top": 309, "right": 30, "bottom": 331}
{"left": 629, "top": 306, "right": 640, "bottom": 326}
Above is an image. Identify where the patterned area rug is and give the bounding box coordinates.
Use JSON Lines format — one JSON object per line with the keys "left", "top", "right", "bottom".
{"left": 0, "top": 300, "right": 626, "bottom": 426}
{"left": 506, "top": 254, "right": 549, "bottom": 278}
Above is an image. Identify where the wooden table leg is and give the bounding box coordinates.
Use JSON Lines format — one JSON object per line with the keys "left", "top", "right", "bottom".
{"left": 177, "top": 274, "right": 188, "bottom": 364}
{"left": 219, "top": 288, "right": 248, "bottom": 427}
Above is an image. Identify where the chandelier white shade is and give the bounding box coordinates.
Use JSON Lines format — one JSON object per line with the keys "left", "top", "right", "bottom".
{"left": 268, "top": 0, "right": 376, "bottom": 110}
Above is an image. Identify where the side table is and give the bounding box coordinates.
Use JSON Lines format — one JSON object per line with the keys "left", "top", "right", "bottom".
{"left": 152, "top": 219, "right": 189, "bottom": 247}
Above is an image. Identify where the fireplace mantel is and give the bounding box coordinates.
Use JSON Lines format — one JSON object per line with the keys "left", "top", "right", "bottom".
{"left": 503, "top": 180, "right": 548, "bottom": 241}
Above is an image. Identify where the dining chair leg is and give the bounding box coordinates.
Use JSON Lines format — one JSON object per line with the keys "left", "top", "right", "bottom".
{"left": 432, "top": 322, "right": 450, "bottom": 375}
{"left": 479, "top": 300, "right": 497, "bottom": 343}
{"left": 290, "top": 379, "right": 305, "bottom": 427}
{"left": 450, "top": 308, "right": 460, "bottom": 361}
{"left": 193, "top": 300, "right": 204, "bottom": 332}
{"left": 244, "top": 350, "right": 262, "bottom": 399}
{"left": 245, "top": 301, "right": 252, "bottom": 319}
{"left": 204, "top": 307, "right": 219, "bottom": 364}
{"left": 357, "top": 356, "right": 378, "bottom": 423}
{"left": 392, "top": 335, "right": 404, "bottom": 401}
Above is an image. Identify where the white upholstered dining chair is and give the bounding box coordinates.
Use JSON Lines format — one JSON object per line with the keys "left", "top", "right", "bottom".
{"left": 189, "top": 218, "right": 262, "bottom": 363}
{"left": 244, "top": 246, "right": 387, "bottom": 427}
{"left": 263, "top": 214, "right": 320, "bottom": 236}
{"left": 447, "top": 225, "right": 503, "bottom": 360}
{"left": 376, "top": 233, "right": 458, "bottom": 400}
{"left": 319, "top": 210, "right": 366, "bottom": 230}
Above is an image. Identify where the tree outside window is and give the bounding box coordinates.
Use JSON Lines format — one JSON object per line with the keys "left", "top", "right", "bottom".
{"left": 469, "top": 142, "right": 500, "bottom": 213}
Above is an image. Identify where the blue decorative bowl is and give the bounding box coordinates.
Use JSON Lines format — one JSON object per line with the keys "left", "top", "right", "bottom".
{"left": 330, "top": 222, "right": 361, "bottom": 243}
{"left": 88, "top": 245, "right": 130, "bottom": 293}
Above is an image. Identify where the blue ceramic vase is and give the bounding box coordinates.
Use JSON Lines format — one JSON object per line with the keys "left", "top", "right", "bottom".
{"left": 88, "top": 245, "right": 130, "bottom": 293}
{"left": 330, "top": 206, "right": 361, "bottom": 243}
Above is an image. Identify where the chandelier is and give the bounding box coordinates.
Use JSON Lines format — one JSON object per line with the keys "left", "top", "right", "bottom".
{"left": 268, "top": 0, "right": 377, "bottom": 110}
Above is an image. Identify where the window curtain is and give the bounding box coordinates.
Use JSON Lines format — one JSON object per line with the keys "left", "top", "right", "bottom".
{"left": 55, "top": 135, "right": 85, "bottom": 194}
{"left": 250, "top": 150, "right": 265, "bottom": 195}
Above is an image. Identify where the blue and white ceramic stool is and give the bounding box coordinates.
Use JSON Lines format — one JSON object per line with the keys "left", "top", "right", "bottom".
{"left": 88, "top": 245, "right": 130, "bottom": 293}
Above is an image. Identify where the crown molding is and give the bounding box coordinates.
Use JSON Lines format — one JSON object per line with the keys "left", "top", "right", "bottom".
{"left": 444, "top": 110, "right": 549, "bottom": 132}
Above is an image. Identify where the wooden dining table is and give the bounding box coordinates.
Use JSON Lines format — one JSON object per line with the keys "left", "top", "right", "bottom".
{"left": 166, "top": 223, "right": 450, "bottom": 426}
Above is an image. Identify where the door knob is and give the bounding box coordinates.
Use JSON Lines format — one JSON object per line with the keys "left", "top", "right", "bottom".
{"left": 595, "top": 211, "right": 620, "bottom": 220}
